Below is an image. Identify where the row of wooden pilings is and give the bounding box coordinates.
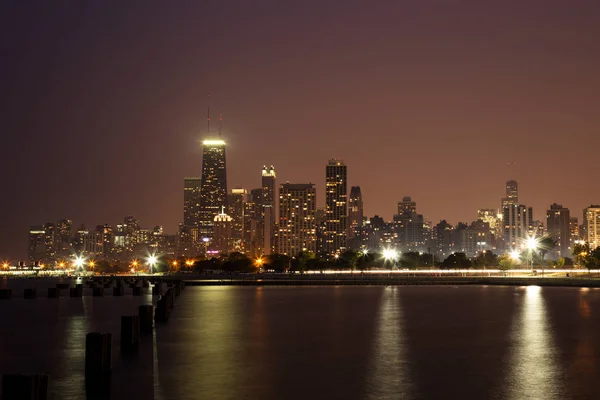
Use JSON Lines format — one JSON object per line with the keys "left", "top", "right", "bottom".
{"left": 0, "top": 279, "right": 185, "bottom": 399}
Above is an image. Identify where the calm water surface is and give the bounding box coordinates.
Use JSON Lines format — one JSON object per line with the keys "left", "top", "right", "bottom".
{"left": 1, "top": 283, "right": 599, "bottom": 399}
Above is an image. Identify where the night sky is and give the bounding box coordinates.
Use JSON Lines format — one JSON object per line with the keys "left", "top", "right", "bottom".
{"left": 1, "top": 1, "right": 599, "bottom": 260}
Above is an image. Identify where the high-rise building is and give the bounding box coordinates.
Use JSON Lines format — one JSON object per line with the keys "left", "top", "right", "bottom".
{"left": 184, "top": 177, "right": 202, "bottom": 229}
{"left": 228, "top": 188, "right": 248, "bottom": 249}
{"left": 324, "top": 159, "right": 347, "bottom": 255}
{"left": 569, "top": 217, "right": 580, "bottom": 247}
{"left": 199, "top": 139, "right": 228, "bottom": 240}
{"left": 213, "top": 208, "right": 233, "bottom": 254}
{"left": 29, "top": 225, "right": 46, "bottom": 264}
{"left": 55, "top": 219, "right": 72, "bottom": 256}
{"left": 459, "top": 220, "right": 491, "bottom": 257}
{"left": 501, "top": 180, "right": 518, "bottom": 208}
{"left": 398, "top": 197, "right": 417, "bottom": 214}
{"left": 278, "top": 183, "right": 317, "bottom": 256}
{"left": 434, "top": 220, "right": 454, "bottom": 258}
{"left": 123, "top": 216, "right": 140, "bottom": 251}
{"left": 347, "top": 186, "right": 364, "bottom": 250}
{"left": 261, "top": 166, "right": 277, "bottom": 255}
{"left": 43, "top": 222, "right": 56, "bottom": 262}
{"left": 503, "top": 204, "right": 533, "bottom": 249}
{"left": 584, "top": 205, "right": 600, "bottom": 250}
{"left": 546, "top": 203, "right": 570, "bottom": 258}
{"left": 96, "top": 224, "right": 113, "bottom": 258}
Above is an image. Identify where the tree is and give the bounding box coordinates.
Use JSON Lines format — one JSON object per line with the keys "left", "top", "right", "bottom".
{"left": 556, "top": 258, "right": 565, "bottom": 268}
{"left": 573, "top": 242, "right": 591, "bottom": 268}
{"left": 441, "top": 252, "right": 471, "bottom": 269}
{"left": 340, "top": 250, "right": 359, "bottom": 271}
{"left": 473, "top": 251, "right": 498, "bottom": 268}
{"left": 265, "top": 254, "right": 291, "bottom": 273}
{"left": 538, "top": 237, "right": 556, "bottom": 263}
{"left": 498, "top": 255, "right": 513, "bottom": 272}
{"left": 400, "top": 252, "right": 420, "bottom": 270}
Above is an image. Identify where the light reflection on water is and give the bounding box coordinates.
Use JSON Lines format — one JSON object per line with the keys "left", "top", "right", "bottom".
{"left": 366, "top": 287, "right": 412, "bottom": 400}
{"left": 505, "top": 286, "right": 563, "bottom": 400}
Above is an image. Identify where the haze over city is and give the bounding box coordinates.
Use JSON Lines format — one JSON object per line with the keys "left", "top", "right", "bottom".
{"left": 2, "top": 0, "right": 600, "bottom": 260}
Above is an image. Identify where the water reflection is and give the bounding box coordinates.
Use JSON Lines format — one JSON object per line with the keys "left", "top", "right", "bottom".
{"left": 366, "top": 287, "right": 412, "bottom": 400}
{"left": 505, "top": 286, "right": 563, "bottom": 400}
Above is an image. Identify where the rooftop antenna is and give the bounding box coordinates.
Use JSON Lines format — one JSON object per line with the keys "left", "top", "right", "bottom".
{"left": 219, "top": 114, "right": 223, "bottom": 137}
{"left": 207, "top": 93, "right": 211, "bottom": 132}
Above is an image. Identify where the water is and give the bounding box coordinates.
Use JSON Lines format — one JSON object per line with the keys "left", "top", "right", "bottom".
{"left": 1, "top": 283, "right": 600, "bottom": 399}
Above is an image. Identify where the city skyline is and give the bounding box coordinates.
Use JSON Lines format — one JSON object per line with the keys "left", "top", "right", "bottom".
{"left": 2, "top": 1, "right": 600, "bottom": 259}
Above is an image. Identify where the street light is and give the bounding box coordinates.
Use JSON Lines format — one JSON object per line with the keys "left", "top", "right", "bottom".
{"left": 146, "top": 254, "right": 158, "bottom": 274}
{"left": 383, "top": 248, "right": 399, "bottom": 268}
{"left": 89, "top": 260, "right": 96, "bottom": 270}
{"left": 509, "top": 250, "right": 520, "bottom": 264}
{"left": 2, "top": 262, "right": 8, "bottom": 269}
{"left": 525, "top": 236, "right": 539, "bottom": 271}
{"left": 255, "top": 257, "right": 264, "bottom": 268}
{"left": 74, "top": 255, "right": 86, "bottom": 271}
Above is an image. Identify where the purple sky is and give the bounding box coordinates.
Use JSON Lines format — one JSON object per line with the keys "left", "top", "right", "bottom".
{"left": 1, "top": 1, "right": 600, "bottom": 260}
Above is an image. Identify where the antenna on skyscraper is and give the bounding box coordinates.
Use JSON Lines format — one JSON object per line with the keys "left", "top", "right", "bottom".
{"left": 219, "top": 114, "right": 223, "bottom": 137}
{"left": 207, "top": 93, "right": 211, "bottom": 132}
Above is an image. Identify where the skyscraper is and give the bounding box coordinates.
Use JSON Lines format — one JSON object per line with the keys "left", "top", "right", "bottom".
{"left": 278, "top": 183, "right": 317, "bottom": 256}
{"left": 213, "top": 208, "right": 233, "bottom": 254}
{"left": 261, "top": 166, "right": 276, "bottom": 254}
{"left": 28, "top": 226, "right": 46, "bottom": 263}
{"left": 184, "top": 177, "right": 201, "bottom": 229}
{"left": 325, "top": 159, "right": 347, "bottom": 255}
{"left": 228, "top": 188, "right": 248, "bottom": 249}
{"left": 503, "top": 204, "right": 533, "bottom": 249}
{"left": 501, "top": 180, "right": 518, "bottom": 208}
{"left": 199, "top": 139, "right": 228, "bottom": 240}
{"left": 347, "top": 186, "right": 363, "bottom": 249}
{"left": 546, "top": 203, "right": 570, "bottom": 257}
{"left": 584, "top": 205, "right": 600, "bottom": 250}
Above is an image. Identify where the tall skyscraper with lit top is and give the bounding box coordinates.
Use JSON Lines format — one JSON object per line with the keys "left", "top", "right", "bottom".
{"left": 199, "top": 139, "right": 228, "bottom": 239}
{"left": 325, "top": 159, "right": 347, "bottom": 255}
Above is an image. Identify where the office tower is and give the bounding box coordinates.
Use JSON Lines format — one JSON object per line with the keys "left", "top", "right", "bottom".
{"left": 55, "top": 219, "right": 72, "bottom": 255}
{"left": 315, "top": 208, "right": 327, "bottom": 254}
{"left": 569, "top": 217, "right": 580, "bottom": 247}
{"left": 434, "top": 220, "right": 454, "bottom": 258}
{"left": 278, "top": 183, "right": 317, "bottom": 256}
{"left": 123, "top": 216, "right": 140, "bottom": 251}
{"left": 393, "top": 196, "right": 425, "bottom": 251}
{"left": 503, "top": 204, "right": 533, "bottom": 249}
{"left": 398, "top": 196, "right": 417, "bottom": 214}
{"left": 228, "top": 188, "right": 248, "bottom": 250}
{"left": 213, "top": 208, "right": 233, "bottom": 254}
{"left": 459, "top": 220, "right": 491, "bottom": 257}
{"left": 324, "top": 159, "right": 347, "bottom": 255}
{"left": 28, "top": 226, "right": 46, "bottom": 263}
{"left": 347, "top": 186, "right": 363, "bottom": 250}
{"left": 184, "top": 177, "right": 202, "bottom": 229}
{"left": 96, "top": 224, "right": 113, "bottom": 257}
{"left": 501, "top": 180, "right": 519, "bottom": 208}
{"left": 262, "top": 166, "right": 277, "bottom": 254}
{"left": 75, "top": 224, "right": 89, "bottom": 253}
{"left": 546, "top": 204, "right": 570, "bottom": 257}
{"left": 584, "top": 205, "right": 600, "bottom": 249}
{"left": 43, "top": 222, "right": 56, "bottom": 262}
{"left": 477, "top": 209, "right": 501, "bottom": 237}
{"left": 199, "top": 139, "right": 228, "bottom": 239}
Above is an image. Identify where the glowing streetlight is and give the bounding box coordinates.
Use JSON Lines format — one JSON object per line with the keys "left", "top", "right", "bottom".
{"left": 146, "top": 254, "right": 158, "bottom": 274}
{"left": 2, "top": 262, "right": 8, "bottom": 269}
{"left": 132, "top": 260, "right": 139, "bottom": 268}
{"left": 509, "top": 250, "right": 520, "bottom": 263}
{"left": 526, "top": 237, "right": 539, "bottom": 250}
{"left": 89, "top": 260, "right": 96, "bottom": 269}
{"left": 361, "top": 249, "right": 368, "bottom": 256}
{"left": 334, "top": 254, "right": 340, "bottom": 260}
{"left": 383, "top": 248, "right": 399, "bottom": 261}
{"left": 185, "top": 259, "right": 194, "bottom": 267}
{"left": 255, "top": 257, "right": 264, "bottom": 268}
{"left": 74, "top": 255, "right": 86, "bottom": 270}
{"left": 58, "top": 262, "right": 65, "bottom": 269}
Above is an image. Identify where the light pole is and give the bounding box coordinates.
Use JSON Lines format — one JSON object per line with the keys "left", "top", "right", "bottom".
{"left": 383, "top": 248, "right": 399, "bottom": 269}
{"left": 74, "top": 255, "right": 85, "bottom": 272}
{"left": 526, "top": 237, "right": 538, "bottom": 272}
{"left": 146, "top": 254, "right": 157, "bottom": 274}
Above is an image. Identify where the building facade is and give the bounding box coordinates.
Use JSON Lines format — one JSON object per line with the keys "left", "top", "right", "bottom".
{"left": 503, "top": 204, "right": 533, "bottom": 249}
{"left": 199, "top": 139, "right": 228, "bottom": 240}
{"left": 347, "top": 186, "right": 363, "bottom": 250}
{"left": 546, "top": 203, "right": 570, "bottom": 258}
{"left": 278, "top": 183, "right": 317, "bottom": 256}
{"left": 324, "top": 159, "right": 347, "bottom": 255}
{"left": 584, "top": 205, "right": 600, "bottom": 250}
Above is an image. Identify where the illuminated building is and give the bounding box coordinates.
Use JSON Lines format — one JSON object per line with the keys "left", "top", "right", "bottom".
{"left": 43, "top": 222, "right": 56, "bottom": 262}
{"left": 184, "top": 177, "right": 201, "bottom": 229}
{"left": 501, "top": 180, "right": 519, "bottom": 208}
{"left": 477, "top": 209, "right": 500, "bottom": 237}
{"left": 228, "top": 188, "right": 248, "bottom": 250}
{"left": 393, "top": 197, "right": 425, "bottom": 251}
{"left": 347, "top": 186, "right": 363, "bottom": 250}
{"left": 262, "top": 166, "right": 277, "bottom": 254}
{"left": 213, "top": 208, "right": 233, "bottom": 254}
{"left": 199, "top": 139, "right": 228, "bottom": 239}
{"left": 459, "top": 220, "right": 491, "bottom": 257}
{"left": 278, "top": 183, "right": 316, "bottom": 256}
{"left": 546, "top": 203, "right": 570, "bottom": 257}
{"left": 123, "top": 216, "right": 140, "bottom": 251}
{"left": 96, "top": 224, "right": 113, "bottom": 257}
{"left": 28, "top": 226, "right": 46, "bottom": 263}
{"left": 55, "top": 219, "right": 72, "bottom": 256}
{"left": 324, "top": 159, "right": 347, "bottom": 255}
{"left": 503, "top": 204, "right": 533, "bottom": 249}
{"left": 583, "top": 205, "right": 600, "bottom": 250}
{"left": 434, "top": 220, "right": 454, "bottom": 258}
{"left": 569, "top": 217, "right": 580, "bottom": 247}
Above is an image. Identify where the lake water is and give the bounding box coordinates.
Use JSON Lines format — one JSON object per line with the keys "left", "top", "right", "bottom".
{"left": 1, "top": 282, "right": 599, "bottom": 399}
